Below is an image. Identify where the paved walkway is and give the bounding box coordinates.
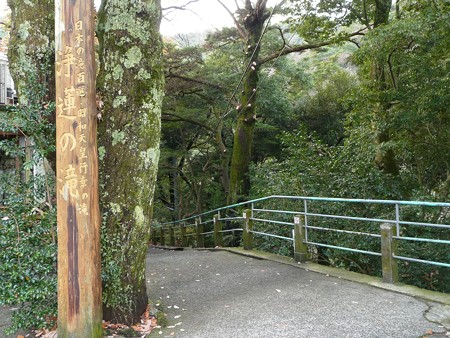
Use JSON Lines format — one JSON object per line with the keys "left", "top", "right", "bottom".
{"left": 146, "top": 247, "right": 449, "bottom": 338}
{"left": 1, "top": 247, "right": 448, "bottom": 337}
{"left": 0, "top": 306, "right": 27, "bottom": 338}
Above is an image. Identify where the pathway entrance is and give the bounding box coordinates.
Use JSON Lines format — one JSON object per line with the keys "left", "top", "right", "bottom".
{"left": 146, "top": 247, "right": 447, "bottom": 338}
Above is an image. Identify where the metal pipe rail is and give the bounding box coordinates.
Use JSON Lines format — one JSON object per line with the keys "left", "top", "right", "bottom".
{"left": 151, "top": 195, "right": 450, "bottom": 283}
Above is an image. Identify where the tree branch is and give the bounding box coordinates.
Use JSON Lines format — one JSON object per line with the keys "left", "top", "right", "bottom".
{"left": 162, "top": 0, "right": 199, "bottom": 12}
{"left": 216, "top": 0, "right": 247, "bottom": 39}
{"left": 162, "top": 112, "right": 214, "bottom": 131}
{"left": 258, "top": 29, "right": 367, "bottom": 65}
{"left": 166, "top": 72, "right": 224, "bottom": 91}
{"left": 387, "top": 50, "right": 397, "bottom": 90}
{"left": 269, "top": 26, "right": 288, "bottom": 49}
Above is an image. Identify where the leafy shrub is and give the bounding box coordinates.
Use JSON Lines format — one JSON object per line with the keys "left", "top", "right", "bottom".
{"left": 0, "top": 161, "right": 57, "bottom": 333}
{"left": 0, "top": 82, "right": 57, "bottom": 332}
{"left": 249, "top": 128, "right": 449, "bottom": 292}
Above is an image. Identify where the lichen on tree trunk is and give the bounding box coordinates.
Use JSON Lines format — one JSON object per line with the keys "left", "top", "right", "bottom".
{"left": 228, "top": 69, "right": 258, "bottom": 203}
{"left": 7, "top": 0, "right": 55, "bottom": 104}
{"left": 7, "top": 0, "right": 56, "bottom": 173}
{"left": 96, "top": 0, "right": 164, "bottom": 325}
{"left": 228, "top": 2, "right": 267, "bottom": 203}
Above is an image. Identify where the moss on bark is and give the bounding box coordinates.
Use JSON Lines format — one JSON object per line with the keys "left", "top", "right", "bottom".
{"left": 97, "top": 0, "right": 164, "bottom": 325}
{"left": 7, "top": 0, "right": 56, "bottom": 171}
{"left": 7, "top": 0, "right": 55, "bottom": 104}
{"left": 228, "top": 3, "right": 267, "bottom": 203}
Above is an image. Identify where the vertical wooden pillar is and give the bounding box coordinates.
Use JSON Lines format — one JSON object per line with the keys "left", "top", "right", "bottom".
{"left": 159, "top": 227, "right": 165, "bottom": 246}
{"left": 180, "top": 223, "right": 188, "bottom": 247}
{"left": 55, "top": 0, "right": 102, "bottom": 336}
{"left": 213, "top": 214, "right": 224, "bottom": 247}
{"left": 196, "top": 218, "right": 204, "bottom": 248}
{"left": 294, "top": 215, "right": 308, "bottom": 262}
{"left": 151, "top": 227, "right": 157, "bottom": 245}
{"left": 380, "top": 223, "right": 399, "bottom": 283}
{"left": 242, "top": 209, "right": 253, "bottom": 250}
{"left": 168, "top": 225, "right": 175, "bottom": 246}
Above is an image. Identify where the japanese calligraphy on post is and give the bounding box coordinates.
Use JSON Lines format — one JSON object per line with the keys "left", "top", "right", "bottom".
{"left": 55, "top": 0, "right": 102, "bottom": 335}
{"left": 56, "top": 19, "right": 90, "bottom": 215}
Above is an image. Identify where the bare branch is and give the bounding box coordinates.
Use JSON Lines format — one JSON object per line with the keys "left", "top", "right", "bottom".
{"left": 216, "top": 0, "right": 247, "bottom": 39}
{"left": 162, "top": 0, "right": 200, "bottom": 20}
{"left": 269, "top": 26, "right": 288, "bottom": 49}
{"left": 258, "top": 28, "right": 367, "bottom": 65}
{"left": 162, "top": 112, "right": 214, "bottom": 131}
{"left": 387, "top": 50, "right": 397, "bottom": 90}
{"left": 166, "top": 72, "right": 225, "bottom": 91}
{"left": 348, "top": 39, "right": 360, "bottom": 48}
{"left": 162, "top": 0, "right": 199, "bottom": 11}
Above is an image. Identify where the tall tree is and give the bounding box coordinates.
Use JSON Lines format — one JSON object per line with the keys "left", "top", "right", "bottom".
{"left": 96, "top": 0, "right": 165, "bottom": 324}
{"left": 157, "top": 41, "right": 232, "bottom": 220}
{"left": 350, "top": 0, "right": 450, "bottom": 193}
{"left": 289, "top": 0, "right": 398, "bottom": 174}
{"left": 371, "top": 0, "right": 399, "bottom": 175}
{"left": 7, "top": 0, "right": 54, "bottom": 104}
{"left": 218, "top": 0, "right": 364, "bottom": 202}
{"left": 3, "top": 0, "right": 56, "bottom": 333}
{"left": 220, "top": 0, "right": 270, "bottom": 203}
{"left": 7, "top": 0, "right": 56, "bottom": 174}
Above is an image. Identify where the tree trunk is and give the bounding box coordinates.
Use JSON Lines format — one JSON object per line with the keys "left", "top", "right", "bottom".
{"left": 96, "top": 0, "right": 164, "bottom": 325}
{"left": 7, "top": 0, "right": 55, "bottom": 104}
{"left": 7, "top": 0, "right": 56, "bottom": 173}
{"left": 228, "top": 2, "right": 267, "bottom": 203}
{"left": 372, "top": 0, "right": 399, "bottom": 175}
{"left": 211, "top": 106, "right": 230, "bottom": 196}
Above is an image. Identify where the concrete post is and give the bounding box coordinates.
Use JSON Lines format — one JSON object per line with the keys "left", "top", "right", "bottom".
{"left": 294, "top": 215, "right": 308, "bottom": 262}
{"left": 180, "top": 223, "right": 188, "bottom": 247}
{"left": 159, "top": 227, "right": 165, "bottom": 246}
{"left": 168, "top": 225, "right": 175, "bottom": 246}
{"left": 213, "top": 214, "right": 224, "bottom": 247}
{"left": 380, "top": 223, "right": 399, "bottom": 283}
{"left": 242, "top": 209, "right": 253, "bottom": 250}
{"left": 196, "top": 218, "right": 204, "bottom": 248}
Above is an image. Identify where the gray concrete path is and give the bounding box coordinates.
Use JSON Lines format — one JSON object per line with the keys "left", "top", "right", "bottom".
{"left": 0, "top": 306, "right": 27, "bottom": 338}
{"left": 146, "top": 247, "right": 447, "bottom": 338}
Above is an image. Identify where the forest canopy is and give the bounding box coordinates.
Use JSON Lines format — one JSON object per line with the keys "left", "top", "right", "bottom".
{"left": 0, "top": 0, "right": 448, "bottom": 333}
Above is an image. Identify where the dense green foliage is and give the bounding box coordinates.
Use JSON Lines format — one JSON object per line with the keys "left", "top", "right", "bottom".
{"left": 0, "top": 83, "right": 57, "bottom": 332}
{"left": 1, "top": 1, "right": 449, "bottom": 334}
{"left": 249, "top": 0, "right": 449, "bottom": 291}
{"left": 155, "top": 0, "right": 449, "bottom": 292}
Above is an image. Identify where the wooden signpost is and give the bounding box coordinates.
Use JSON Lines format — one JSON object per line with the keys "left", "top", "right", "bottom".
{"left": 55, "top": 0, "right": 102, "bottom": 336}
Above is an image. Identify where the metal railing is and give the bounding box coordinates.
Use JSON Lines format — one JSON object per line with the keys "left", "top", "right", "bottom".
{"left": 151, "top": 195, "right": 450, "bottom": 283}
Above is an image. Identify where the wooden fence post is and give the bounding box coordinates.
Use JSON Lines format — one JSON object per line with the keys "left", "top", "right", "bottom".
{"left": 196, "top": 218, "right": 204, "bottom": 248}
{"left": 213, "top": 214, "right": 224, "bottom": 247}
{"left": 55, "top": 0, "right": 102, "bottom": 336}
{"left": 293, "top": 215, "right": 308, "bottom": 262}
{"left": 380, "top": 223, "right": 399, "bottom": 283}
{"left": 159, "top": 227, "right": 165, "bottom": 246}
{"left": 151, "top": 227, "right": 157, "bottom": 245}
{"left": 180, "top": 223, "right": 188, "bottom": 247}
{"left": 242, "top": 209, "right": 253, "bottom": 250}
{"left": 168, "top": 225, "right": 175, "bottom": 246}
